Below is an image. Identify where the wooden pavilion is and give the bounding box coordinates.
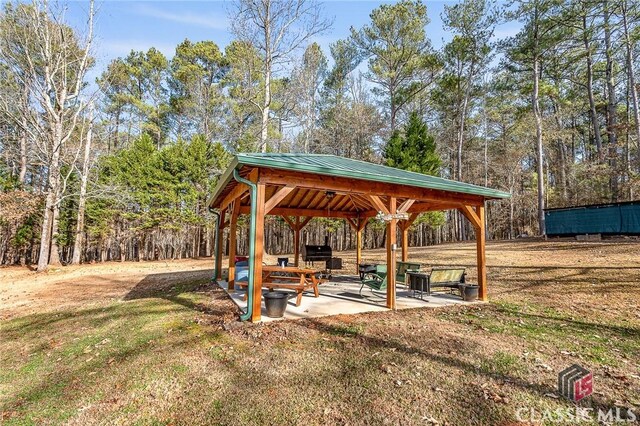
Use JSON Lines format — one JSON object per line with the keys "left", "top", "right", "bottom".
{"left": 208, "top": 153, "right": 510, "bottom": 322}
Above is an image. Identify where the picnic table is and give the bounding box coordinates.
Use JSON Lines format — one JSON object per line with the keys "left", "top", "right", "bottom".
{"left": 236, "top": 266, "right": 325, "bottom": 306}
{"left": 262, "top": 266, "right": 324, "bottom": 306}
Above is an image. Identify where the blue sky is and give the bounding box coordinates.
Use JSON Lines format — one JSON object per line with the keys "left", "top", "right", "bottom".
{"left": 61, "top": 0, "right": 522, "bottom": 81}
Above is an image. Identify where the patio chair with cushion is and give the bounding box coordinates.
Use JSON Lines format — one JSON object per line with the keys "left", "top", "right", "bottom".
{"left": 359, "top": 264, "right": 387, "bottom": 296}
{"left": 396, "top": 261, "right": 421, "bottom": 285}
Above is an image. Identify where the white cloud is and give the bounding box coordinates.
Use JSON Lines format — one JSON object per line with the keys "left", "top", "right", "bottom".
{"left": 134, "top": 4, "right": 229, "bottom": 30}
{"left": 492, "top": 26, "right": 521, "bottom": 40}
{"left": 98, "top": 39, "right": 176, "bottom": 58}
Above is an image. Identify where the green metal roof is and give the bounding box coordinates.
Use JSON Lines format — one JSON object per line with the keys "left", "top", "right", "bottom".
{"left": 210, "top": 153, "right": 510, "bottom": 207}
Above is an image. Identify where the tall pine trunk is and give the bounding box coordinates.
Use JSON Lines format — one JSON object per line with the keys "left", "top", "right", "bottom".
{"left": 582, "top": 12, "right": 603, "bottom": 159}
{"left": 604, "top": 1, "right": 619, "bottom": 200}
{"left": 533, "top": 57, "right": 545, "bottom": 235}
{"left": 621, "top": 0, "right": 640, "bottom": 169}
{"left": 261, "top": 63, "right": 271, "bottom": 153}
{"left": 72, "top": 110, "right": 93, "bottom": 264}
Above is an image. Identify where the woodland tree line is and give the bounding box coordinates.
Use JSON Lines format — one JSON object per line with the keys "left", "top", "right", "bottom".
{"left": 0, "top": 0, "right": 639, "bottom": 270}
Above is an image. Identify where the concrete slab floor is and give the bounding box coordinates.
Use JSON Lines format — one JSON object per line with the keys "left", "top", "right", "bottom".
{"left": 218, "top": 275, "right": 478, "bottom": 323}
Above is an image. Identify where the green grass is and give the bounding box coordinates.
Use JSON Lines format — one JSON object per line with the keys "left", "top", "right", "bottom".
{"left": 479, "top": 351, "right": 525, "bottom": 377}
{"left": 439, "top": 300, "right": 640, "bottom": 368}
{"left": 1, "top": 275, "right": 639, "bottom": 425}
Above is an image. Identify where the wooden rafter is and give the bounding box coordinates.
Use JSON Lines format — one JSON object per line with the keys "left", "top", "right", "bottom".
{"left": 265, "top": 185, "right": 296, "bottom": 214}
{"left": 297, "top": 189, "right": 316, "bottom": 209}
{"left": 397, "top": 199, "right": 416, "bottom": 213}
{"left": 299, "top": 216, "right": 313, "bottom": 229}
{"left": 217, "top": 168, "right": 258, "bottom": 211}
{"left": 367, "top": 195, "right": 390, "bottom": 215}
{"left": 459, "top": 205, "right": 481, "bottom": 229}
{"left": 347, "top": 194, "right": 362, "bottom": 211}
{"left": 219, "top": 184, "right": 248, "bottom": 212}
{"left": 288, "top": 188, "right": 307, "bottom": 208}
{"left": 306, "top": 191, "right": 326, "bottom": 210}
{"left": 241, "top": 205, "right": 358, "bottom": 219}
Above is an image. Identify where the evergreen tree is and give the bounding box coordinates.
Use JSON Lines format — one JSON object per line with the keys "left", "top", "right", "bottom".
{"left": 384, "top": 111, "right": 440, "bottom": 175}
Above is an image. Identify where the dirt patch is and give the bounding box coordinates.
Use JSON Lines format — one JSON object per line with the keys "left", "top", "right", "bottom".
{"left": 0, "top": 259, "right": 216, "bottom": 320}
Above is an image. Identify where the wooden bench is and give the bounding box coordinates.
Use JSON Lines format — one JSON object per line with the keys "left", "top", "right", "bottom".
{"left": 425, "top": 268, "right": 466, "bottom": 295}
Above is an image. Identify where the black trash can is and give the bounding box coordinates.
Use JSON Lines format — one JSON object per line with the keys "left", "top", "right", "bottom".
{"left": 277, "top": 257, "right": 289, "bottom": 267}
{"left": 263, "top": 292, "right": 289, "bottom": 318}
{"left": 460, "top": 284, "right": 479, "bottom": 302}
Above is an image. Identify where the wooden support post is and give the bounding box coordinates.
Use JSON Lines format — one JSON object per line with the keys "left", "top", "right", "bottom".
{"left": 294, "top": 217, "right": 300, "bottom": 267}
{"left": 356, "top": 225, "right": 363, "bottom": 266}
{"left": 386, "top": 197, "right": 397, "bottom": 310}
{"left": 397, "top": 213, "right": 419, "bottom": 265}
{"left": 348, "top": 217, "right": 367, "bottom": 266}
{"left": 476, "top": 203, "right": 487, "bottom": 301}
{"left": 251, "top": 183, "right": 266, "bottom": 322}
{"left": 227, "top": 201, "right": 240, "bottom": 290}
{"left": 215, "top": 209, "right": 226, "bottom": 280}
{"left": 401, "top": 223, "right": 409, "bottom": 263}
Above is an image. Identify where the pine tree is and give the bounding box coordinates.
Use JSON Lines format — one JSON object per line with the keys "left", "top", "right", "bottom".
{"left": 384, "top": 111, "right": 440, "bottom": 175}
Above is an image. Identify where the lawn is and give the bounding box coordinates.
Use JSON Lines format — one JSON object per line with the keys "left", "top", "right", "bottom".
{"left": 1, "top": 240, "right": 639, "bottom": 425}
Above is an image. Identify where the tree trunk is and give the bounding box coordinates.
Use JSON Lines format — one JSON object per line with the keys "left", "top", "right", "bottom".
{"left": 260, "top": 63, "right": 271, "bottom": 153}
{"left": 582, "top": 12, "right": 603, "bottom": 159}
{"left": 533, "top": 56, "right": 545, "bottom": 235}
{"left": 604, "top": 1, "right": 619, "bottom": 201}
{"left": 36, "top": 126, "right": 63, "bottom": 272}
{"left": 48, "top": 200, "right": 62, "bottom": 266}
{"left": 260, "top": 4, "right": 272, "bottom": 154}
{"left": 18, "top": 126, "right": 27, "bottom": 185}
{"left": 621, "top": 0, "right": 640, "bottom": 169}
{"left": 72, "top": 110, "right": 93, "bottom": 264}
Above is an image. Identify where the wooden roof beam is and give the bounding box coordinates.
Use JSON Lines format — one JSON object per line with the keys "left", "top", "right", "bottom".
{"left": 367, "top": 195, "right": 390, "bottom": 215}
{"left": 240, "top": 205, "right": 359, "bottom": 219}
{"left": 397, "top": 199, "right": 416, "bottom": 214}
{"left": 264, "top": 185, "right": 296, "bottom": 214}
{"left": 217, "top": 168, "right": 258, "bottom": 211}
{"left": 258, "top": 168, "right": 484, "bottom": 206}
{"left": 459, "top": 205, "right": 481, "bottom": 229}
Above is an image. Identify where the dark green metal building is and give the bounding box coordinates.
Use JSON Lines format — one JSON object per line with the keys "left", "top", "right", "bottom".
{"left": 544, "top": 201, "right": 640, "bottom": 236}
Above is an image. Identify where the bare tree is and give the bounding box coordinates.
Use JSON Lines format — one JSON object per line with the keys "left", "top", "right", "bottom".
{"left": 0, "top": 0, "right": 95, "bottom": 271}
{"left": 71, "top": 106, "right": 94, "bottom": 265}
{"left": 289, "top": 43, "right": 327, "bottom": 152}
{"left": 619, "top": 0, "right": 640, "bottom": 162}
{"left": 230, "top": 0, "right": 332, "bottom": 152}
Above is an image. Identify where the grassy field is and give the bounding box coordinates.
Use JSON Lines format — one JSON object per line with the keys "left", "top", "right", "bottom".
{"left": 1, "top": 240, "right": 639, "bottom": 425}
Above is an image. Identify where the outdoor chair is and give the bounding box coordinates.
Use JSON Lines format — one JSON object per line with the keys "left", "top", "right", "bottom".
{"left": 395, "top": 261, "right": 421, "bottom": 285}
{"left": 359, "top": 264, "right": 388, "bottom": 296}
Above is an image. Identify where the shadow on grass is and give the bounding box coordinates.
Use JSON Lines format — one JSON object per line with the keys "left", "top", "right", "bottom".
{"left": 1, "top": 314, "right": 207, "bottom": 421}
{"left": 486, "top": 304, "right": 640, "bottom": 338}
{"left": 123, "top": 270, "right": 238, "bottom": 319}
{"left": 296, "top": 316, "right": 621, "bottom": 422}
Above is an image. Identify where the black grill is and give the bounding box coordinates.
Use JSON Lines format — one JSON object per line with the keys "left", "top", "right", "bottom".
{"left": 302, "top": 236, "right": 332, "bottom": 263}
{"left": 302, "top": 244, "right": 332, "bottom": 262}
